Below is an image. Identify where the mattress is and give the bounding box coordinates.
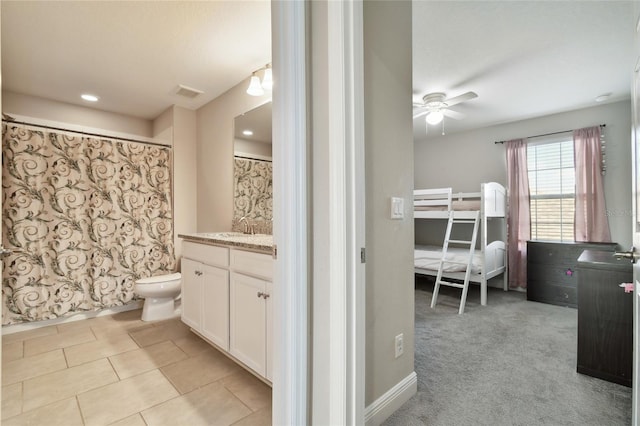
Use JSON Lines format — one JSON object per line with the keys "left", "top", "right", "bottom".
{"left": 414, "top": 200, "right": 481, "bottom": 211}
{"left": 414, "top": 244, "right": 482, "bottom": 274}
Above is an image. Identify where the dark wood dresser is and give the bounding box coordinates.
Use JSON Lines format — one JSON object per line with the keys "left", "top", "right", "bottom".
{"left": 577, "top": 250, "right": 632, "bottom": 387}
{"left": 526, "top": 241, "right": 618, "bottom": 308}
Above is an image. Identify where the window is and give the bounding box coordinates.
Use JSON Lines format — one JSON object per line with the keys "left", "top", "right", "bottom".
{"left": 527, "top": 137, "right": 575, "bottom": 242}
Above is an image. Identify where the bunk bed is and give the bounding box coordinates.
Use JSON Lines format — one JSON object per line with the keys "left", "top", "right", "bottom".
{"left": 414, "top": 182, "right": 508, "bottom": 310}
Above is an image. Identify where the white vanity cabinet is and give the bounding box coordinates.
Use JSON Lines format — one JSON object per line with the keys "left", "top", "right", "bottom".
{"left": 181, "top": 257, "right": 203, "bottom": 330}
{"left": 181, "top": 242, "right": 230, "bottom": 351}
{"left": 180, "top": 238, "right": 273, "bottom": 383}
{"left": 229, "top": 249, "right": 273, "bottom": 381}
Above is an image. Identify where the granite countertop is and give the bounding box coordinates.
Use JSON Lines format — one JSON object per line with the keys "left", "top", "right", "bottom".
{"left": 178, "top": 232, "right": 273, "bottom": 253}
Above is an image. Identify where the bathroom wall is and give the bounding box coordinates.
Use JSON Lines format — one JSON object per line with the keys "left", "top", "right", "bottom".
{"left": 195, "top": 77, "right": 271, "bottom": 232}
{"left": 3, "top": 91, "right": 153, "bottom": 137}
{"left": 153, "top": 105, "right": 197, "bottom": 263}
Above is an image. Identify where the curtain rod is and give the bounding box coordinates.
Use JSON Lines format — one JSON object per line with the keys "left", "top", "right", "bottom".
{"left": 494, "top": 124, "right": 606, "bottom": 144}
{"left": 2, "top": 117, "right": 170, "bottom": 148}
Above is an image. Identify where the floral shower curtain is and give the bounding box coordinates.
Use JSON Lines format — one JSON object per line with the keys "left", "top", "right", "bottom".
{"left": 1, "top": 124, "right": 176, "bottom": 325}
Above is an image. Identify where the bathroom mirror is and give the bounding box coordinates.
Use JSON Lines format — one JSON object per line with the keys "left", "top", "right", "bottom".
{"left": 234, "top": 102, "right": 272, "bottom": 160}
{"left": 232, "top": 102, "right": 273, "bottom": 232}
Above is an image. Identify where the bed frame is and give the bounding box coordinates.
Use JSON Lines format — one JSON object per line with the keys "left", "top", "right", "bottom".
{"left": 414, "top": 182, "right": 508, "bottom": 306}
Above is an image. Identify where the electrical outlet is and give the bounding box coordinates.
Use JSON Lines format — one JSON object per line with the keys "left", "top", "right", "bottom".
{"left": 395, "top": 333, "right": 404, "bottom": 358}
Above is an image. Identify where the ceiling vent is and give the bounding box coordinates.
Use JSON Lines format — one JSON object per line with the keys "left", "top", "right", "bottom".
{"left": 175, "top": 84, "right": 204, "bottom": 99}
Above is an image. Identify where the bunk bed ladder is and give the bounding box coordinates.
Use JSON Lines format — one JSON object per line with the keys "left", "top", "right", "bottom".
{"left": 430, "top": 210, "right": 481, "bottom": 314}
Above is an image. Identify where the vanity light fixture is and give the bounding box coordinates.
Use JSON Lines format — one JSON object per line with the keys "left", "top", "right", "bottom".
{"left": 242, "top": 130, "right": 254, "bottom": 136}
{"left": 246, "top": 72, "right": 265, "bottom": 96}
{"left": 261, "top": 64, "right": 273, "bottom": 91}
{"left": 246, "top": 63, "right": 273, "bottom": 96}
{"left": 81, "top": 93, "right": 99, "bottom": 102}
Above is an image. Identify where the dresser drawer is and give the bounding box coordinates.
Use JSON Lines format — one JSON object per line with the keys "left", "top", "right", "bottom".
{"left": 527, "top": 244, "right": 585, "bottom": 265}
{"left": 183, "top": 241, "right": 229, "bottom": 268}
{"left": 527, "top": 262, "right": 578, "bottom": 287}
{"left": 230, "top": 249, "right": 273, "bottom": 281}
{"left": 527, "top": 281, "right": 577, "bottom": 308}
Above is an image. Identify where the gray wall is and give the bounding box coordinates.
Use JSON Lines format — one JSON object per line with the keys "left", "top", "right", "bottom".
{"left": 415, "top": 100, "right": 632, "bottom": 249}
{"left": 364, "top": 0, "right": 416, "bottom": 407}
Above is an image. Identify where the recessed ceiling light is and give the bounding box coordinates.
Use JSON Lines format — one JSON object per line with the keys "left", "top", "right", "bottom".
{"left": 242, "top": 130, "right": 254, "bottom": 136}
{"left": 81, "top": 94, "right": 99, "bottom": 102}
{"left": 595, "top": 93, "right": 611, "bottom": 103}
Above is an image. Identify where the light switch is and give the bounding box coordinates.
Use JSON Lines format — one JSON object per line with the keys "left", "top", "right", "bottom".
{"left": 390, "top": 197, "right": 404, "bottom": 219}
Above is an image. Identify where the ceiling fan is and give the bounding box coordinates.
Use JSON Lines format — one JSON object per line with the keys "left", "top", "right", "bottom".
{"left": 413, "top": 91, "right": 478, "bottom": 127}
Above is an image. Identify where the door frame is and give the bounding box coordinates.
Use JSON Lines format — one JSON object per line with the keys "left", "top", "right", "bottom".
{"left": 271, "top": 0, "right": 365, "bottom": 424}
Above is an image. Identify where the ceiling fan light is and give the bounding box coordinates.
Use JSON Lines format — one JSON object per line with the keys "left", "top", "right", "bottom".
{"left": 261, "top": 66, "right": 273, "bottom": 91}
{"left": 246, "top": 73, "right": 264, "bottom": 96}
{"left": 426, "top": 110, "right": 444, "bottom": 125}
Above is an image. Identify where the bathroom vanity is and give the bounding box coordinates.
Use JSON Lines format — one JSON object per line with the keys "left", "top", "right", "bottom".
{"left": 178, "top": 232, "right": 274, "bottom": 384}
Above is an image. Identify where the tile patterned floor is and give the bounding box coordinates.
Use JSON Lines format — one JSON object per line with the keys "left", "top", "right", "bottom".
{"left": 1, "top": 309, "right": 272, "bottom": 426}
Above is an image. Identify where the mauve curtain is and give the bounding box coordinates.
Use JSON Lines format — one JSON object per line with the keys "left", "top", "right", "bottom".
{"left": 573, "top": 126, "right": 611, "bottom": 242}
{"left": 2, "top": 125, "right": 176, "bottom": 324}
{"left": 506, "top": 139, "right": 530, "bottom": 289}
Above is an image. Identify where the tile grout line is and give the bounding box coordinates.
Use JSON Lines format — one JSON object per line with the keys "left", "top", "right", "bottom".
{"left": 74, "top": 395, "right": 88, "bottom": 426}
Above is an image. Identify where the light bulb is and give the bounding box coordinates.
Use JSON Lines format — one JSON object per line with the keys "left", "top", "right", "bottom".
{"left": 426, "top": 110, "right": 444, "bottom": 125}
{"left": 246, "top": 74, "right": 264, "bottom": 96}
{"left": 81, "top": 94, "right": 99, "bottom": 102}
{"left": 261, "top": 66, "right": 273, "bottom": 91}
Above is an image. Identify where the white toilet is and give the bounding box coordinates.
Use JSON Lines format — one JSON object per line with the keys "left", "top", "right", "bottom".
{"left": 134, "top": 272, "right": 182, "bottom": 321}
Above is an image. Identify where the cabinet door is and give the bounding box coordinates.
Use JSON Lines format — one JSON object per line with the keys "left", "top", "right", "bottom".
{"left": 181, "top": 258, "right": 202, "bottom": 330}
{"left": 230, "top": 272, "right": 267, "bottom": 376}
{"left": 201, "top": 264, "right": 230, "bottom": 351}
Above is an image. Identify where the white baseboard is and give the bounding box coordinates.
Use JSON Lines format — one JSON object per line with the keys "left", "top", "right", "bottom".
{"left": 365, "top": 371, "right": 417, "bottom": 426}
{"left": 2, "top": 301, "right": 144, "bottom": 335}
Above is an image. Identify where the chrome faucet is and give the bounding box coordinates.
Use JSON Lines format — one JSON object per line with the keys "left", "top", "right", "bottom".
{"left": 238, "top": 216, "right": 254, "bottom": 235}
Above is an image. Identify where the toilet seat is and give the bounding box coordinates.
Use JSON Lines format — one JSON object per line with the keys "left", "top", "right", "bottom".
{"left": 136, "top": 272, "right": 181, "bottom": 285}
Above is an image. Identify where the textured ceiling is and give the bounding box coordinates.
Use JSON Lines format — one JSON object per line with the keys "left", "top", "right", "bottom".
{"left": 412, "top": 1, "right": 636, "bottom": 141}
{"left": 1, "top": 1, "right": 271, "bottom": 120}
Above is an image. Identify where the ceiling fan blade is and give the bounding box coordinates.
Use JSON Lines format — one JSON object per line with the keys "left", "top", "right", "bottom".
{"left": 413, "top": 110, "right": 429, "bottom": 119}
{"left": 442, "top": 109, "right": 465, "bottom": 120}
{"left": 444, "top": 91, "right": 478, "bottom": 107}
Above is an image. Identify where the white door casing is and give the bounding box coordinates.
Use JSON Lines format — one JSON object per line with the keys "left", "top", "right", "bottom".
{"left": 271, "top": 0, "right": 366, "bottom": 424}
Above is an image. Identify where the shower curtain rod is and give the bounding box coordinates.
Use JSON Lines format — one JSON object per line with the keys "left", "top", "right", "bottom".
{"left": 2, "top": 117, "right": 170, "bottom": 148}
{"left": 494, "top": 124, "right": 606, "bottom": 144}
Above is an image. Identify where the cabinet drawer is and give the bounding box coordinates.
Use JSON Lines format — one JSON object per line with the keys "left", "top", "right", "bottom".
{"left": 183, "top": 241, "right": 229, "bottom": 268}
{"left": 230, "top": 249, "right": 273, "bottom": 281}
{"left": 528, "top": 262, "right": 578, "bottom": 287}
{"left": 527, "top": 281, "right": 577, "bottom": 308}
{"left": 527, "top": 244, "right": 584, "bottom": 265}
